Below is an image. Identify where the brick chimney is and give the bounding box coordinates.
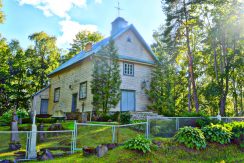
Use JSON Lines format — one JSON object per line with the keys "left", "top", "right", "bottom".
{"left": 85, "top": 42, "right": 92, "bottom": 51}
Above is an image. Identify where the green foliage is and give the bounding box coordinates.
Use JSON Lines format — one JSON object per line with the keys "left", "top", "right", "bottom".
{"left": 28, "top": 31, "right": 60, "bottom": 91}
{"left": 181, "top": 111, "right": 207, "bottom": 117}
{"left": 120, "top": 112, "right": 131, "bottom": 124}
{"left": 0, "top": 110, "right": 12, "bottom": 125}
{"left": 124, "top": 135, "right": 152, "bottom": 153}
{"left": 37, "top": 117, "right": 57, "bottom": 124}
{"left": 21, "top": 117, "right": 32, "bottom": 124}
{"left": 111, "top": 111, "right": 120, "bottom": 121}
{"left": 0, "top": 0, "right": 4, "bottom": 23}
{"left": 174, "top": 126, "right": 206, "bottom": 150}
{"left": 196, "top": 117, "right": 222, "bottom": 128}
{"left": 62, "top": 31, "right": 103, "bottom": 62}
{"left": 91, "top": 40, "right": 121, "bottom": 114}
{"left": 0, "top": 108, "right": 29, "bottom": 124}
{"left": 16, "top": 108, "right": 29, "bottom": 118}
{"left": 224, "top": 122, "right": 244, "bottom": 139}
{"left": 22, "top": 117, "right": 57, "bottom": 124}
{"left": 148, "top": 0, "right": 244, "bottom": 116}
{"left": 202, "top": 124, "right": 232, "bottom": 144}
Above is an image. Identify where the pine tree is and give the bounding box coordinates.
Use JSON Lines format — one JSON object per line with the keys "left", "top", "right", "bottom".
{"left": 162, "top": 0, "right": 203, "bottom": 112}
{"left": 91, "top": 40, "right": 121, "bottom": 114}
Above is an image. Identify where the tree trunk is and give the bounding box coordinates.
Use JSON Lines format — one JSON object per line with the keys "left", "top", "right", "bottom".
{"left": 187, "top": 71, "right": 192, "bottom": 112}
{"left": 232, "top": 75, "right": 238, "bottom": 115}
{"left": 213, "top": 41, "right": 218, "bottom": 81}
{"left": 183, "top": 0, "right": 199, "bottom": 112}
{"left": 220, "top": 71, "right": 229, "bottom": 116}
{"left": 241, "top": 85, "right": 243, "bottom": 113}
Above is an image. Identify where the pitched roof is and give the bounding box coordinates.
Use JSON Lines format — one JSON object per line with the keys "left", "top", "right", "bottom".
{"left": 32, "top": 85, "right": 50, "bottom": 97}
{"left": 48, "top": 24, "right": 157, "bottom": 76}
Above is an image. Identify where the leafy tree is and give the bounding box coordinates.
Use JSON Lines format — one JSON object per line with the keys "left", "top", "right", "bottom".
{"left": 91, "top": 40, "right": 121, "bottom": 114}
{"left": 28, "top": 31, "right": 60, "bottom": 91}
{"left": 151, "top": 0, "right": 244, "bottom": 116}
{"left": 8, "top": 40, "right": 30, "bottom": 110}
{"left": 162, "top": 0, "right": 203, "bottom": 112}
{"left": 200, "top": 0, "right": 243, "bottom": 115}
{"left": 63, "top": 31, "right": 103, "bottom": 62}
{"left": 0, "top": 0, "right": 4, "bottom": 23}
{"left": 0, "top": 36, "right": 10, "bottom": 115}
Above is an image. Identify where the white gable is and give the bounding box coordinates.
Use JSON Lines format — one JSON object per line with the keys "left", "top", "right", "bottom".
{"left": 114, "top": 29, "right": 155, "bottom": 63}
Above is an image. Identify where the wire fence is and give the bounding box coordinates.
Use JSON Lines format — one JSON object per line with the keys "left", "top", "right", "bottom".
{"left": 74, "top": 122, "right": 147, "bottom": 150}
{"left": 0, "top": 130, "right": 74, "bottom": 161}
{"left": 147, "top": 116, "right": 244, "bottom": 138}
{"left": 1, "top": 117, "right": 243, "bottom": 161}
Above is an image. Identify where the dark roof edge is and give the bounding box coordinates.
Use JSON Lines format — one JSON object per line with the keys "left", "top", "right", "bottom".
{"left": 32, "top": 85, "right": 50, "bottom": 97}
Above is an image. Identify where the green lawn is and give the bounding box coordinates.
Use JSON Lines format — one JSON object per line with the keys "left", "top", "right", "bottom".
{"left": 0, "top": 121, "right": 144, "bottom": 161}
{"left": 33, "top": 138, "right": 244, "bottom": 163}
{"left": 1, "top": 122, "right": 243, "bottom": 162}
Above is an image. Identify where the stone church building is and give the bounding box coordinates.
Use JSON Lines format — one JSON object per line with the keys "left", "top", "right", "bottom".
{"left": 32, "top": 17, "right": 157, "bottom": 116}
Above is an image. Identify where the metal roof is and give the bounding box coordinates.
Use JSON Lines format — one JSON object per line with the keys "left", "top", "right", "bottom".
{"left": 48, "top": 24, "right": 157, "bottom": 76}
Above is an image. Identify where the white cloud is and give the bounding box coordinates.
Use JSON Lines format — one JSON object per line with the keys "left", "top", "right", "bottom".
{"left": 18, "top": 0, "right": 87, "bottom": 19}
{"left": 57, "top": 20, "right": 98, "bottom": 48}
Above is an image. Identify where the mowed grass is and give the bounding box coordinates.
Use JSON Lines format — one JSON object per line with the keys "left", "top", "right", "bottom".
{"left": 0, "top": 121, "right": 144, "bottom": 161}
{"left": 33, "top": 138, "right": 244, "bottom": 163}
{"left": 2, "top": 122, "right": 243, "bottom": 163}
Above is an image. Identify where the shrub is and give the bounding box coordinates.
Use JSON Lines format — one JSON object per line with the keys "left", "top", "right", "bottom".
{"left": 0, "top": 108, "right": 29, "bottom": 125}
{"left": 180, "top": 111, "right": 207, "bottom": 117}
{"left": 224, "top": 121, "right": 244, "bottom": 139}
{"left": 202, "top": 124, "right": 231, "bottom": 144}
{"left": 0, "top": 111, "right": 12, "bottom": 125}
{"left": 16, "top": 108, "right": 29, "bottom": 118}
{"left": 174, "top": 126, "right": 206, "bottom": 150}
{"left": 36, "top": 114, "right": 52, "bottom": 118}
{"left": 111, "top": 111, "right": 120, "bottom": 121}
{"left": 37, "top": 117, "right": 57, "bottom": 123}
{"left": 124, "top": 135, "right": 152, "bottom": 153}
{"left": 120, "top": 112, "right": 131, "bottom": 124}
{"left": 196, "top": 116, "right": 222, "bottom": 128}
{"left": 22, "top": 117, "right": 32, "bottom": 124}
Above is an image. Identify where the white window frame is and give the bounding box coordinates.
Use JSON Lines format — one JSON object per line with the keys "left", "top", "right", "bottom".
{"left": 79, "top": 81, "right": 87, "bottom": 99}
{"left": 123, "top": 62, "right": 134, "bottom": 76}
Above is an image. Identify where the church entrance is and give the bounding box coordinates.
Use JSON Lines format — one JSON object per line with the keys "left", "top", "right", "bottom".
{"left": 121, "top": 90, "right": 135, "bottom": 112}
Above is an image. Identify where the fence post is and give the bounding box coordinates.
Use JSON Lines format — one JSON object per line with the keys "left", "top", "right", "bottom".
{"left": 176, "top": 118, "right": 179, "bottom": 131}
{"left": 112, "top": 126, "right": 116, "bottom": 143}
{"left": 74, "top": 120, "right": 77, "bottom": 150}
{"left": 146, "top": 116, "right": 149, "bottom": 139}
{"left": 25, "top": 132, "right": 30, "bottom": 159}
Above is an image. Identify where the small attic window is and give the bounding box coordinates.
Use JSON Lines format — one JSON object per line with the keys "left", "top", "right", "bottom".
{"left": 127, "top": 37, "right": 132, "bottom": 43}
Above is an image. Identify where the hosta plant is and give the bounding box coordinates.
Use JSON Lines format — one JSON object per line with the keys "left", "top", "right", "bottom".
{"left": 124, "top": 135, "right": 152, "bottom": 153}
{"left": 224, "top": 121, "right": 244, "bottom": 139}
{"left": 174, "top": 126, "right": 206, "bottom": 150}
{"left": 202, "top": 124, "right": 231, "bottom": 144}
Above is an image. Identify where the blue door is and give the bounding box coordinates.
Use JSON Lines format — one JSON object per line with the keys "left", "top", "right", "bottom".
{"left": 71, "top": 93, "right": 77, "bottom": 112}
{"left": 121, "top": 90, "right": 135, "bottom": 111}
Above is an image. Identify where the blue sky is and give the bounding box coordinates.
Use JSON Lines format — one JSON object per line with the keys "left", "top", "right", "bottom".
{"left": 0, "top": 0, "right": 164, "bottom": 50}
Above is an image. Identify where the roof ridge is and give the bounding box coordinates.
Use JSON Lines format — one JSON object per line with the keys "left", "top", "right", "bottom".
{"left": 48, "top": 24, "right": 156, "bottom": 76}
